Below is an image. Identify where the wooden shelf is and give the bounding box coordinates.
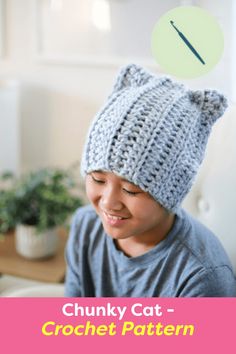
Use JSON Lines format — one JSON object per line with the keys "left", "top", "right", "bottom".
{"left": 0, "top": 230, "right": 68, "bottom": 283}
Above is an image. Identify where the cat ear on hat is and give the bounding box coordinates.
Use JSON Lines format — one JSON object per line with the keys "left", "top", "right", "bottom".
{"left": 189, "top": 89, "right": 228, "bottom": 125}
{"left": 112, "top": 63, "right": 155, "bottom": 92}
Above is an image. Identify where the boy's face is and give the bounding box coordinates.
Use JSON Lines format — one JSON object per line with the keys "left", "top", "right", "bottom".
{"left": 85, "top": 171, "right": 175, "bottom": 245}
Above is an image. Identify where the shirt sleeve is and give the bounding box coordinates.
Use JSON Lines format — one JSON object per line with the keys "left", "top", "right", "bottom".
{"left": 64, "top": 210, "right": 82, "bottom": 297}
{"left": 177, "top": 266, "right": 236, "bottom": 297}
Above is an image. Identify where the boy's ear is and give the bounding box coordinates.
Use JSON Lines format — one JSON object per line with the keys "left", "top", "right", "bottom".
{"left": 112, "top": 64, "right": 155, "bottom": 92}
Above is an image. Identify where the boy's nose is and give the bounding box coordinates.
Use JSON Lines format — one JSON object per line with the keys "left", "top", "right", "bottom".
{"left": 100, "top": 189, "right": 123, "bottom": 212}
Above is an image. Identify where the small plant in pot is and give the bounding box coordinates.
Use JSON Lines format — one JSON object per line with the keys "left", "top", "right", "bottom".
{"left": 0, "top": 172, "right": 17, "bottom": 235}
{"left": 11, "top": 167, "right": 83, "bottom": 259}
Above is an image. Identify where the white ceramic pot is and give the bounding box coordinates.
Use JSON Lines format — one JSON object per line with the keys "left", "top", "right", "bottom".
{"left": 15, "top": 224, "right": 59, "bottom": 259}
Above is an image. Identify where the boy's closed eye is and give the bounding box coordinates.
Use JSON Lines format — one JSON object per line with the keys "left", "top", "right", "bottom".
{"left": 91, "top": 175, "right": 104, "bottom": 184}
{"left": 90, "top": 173, "right": 141, "bottom": 196}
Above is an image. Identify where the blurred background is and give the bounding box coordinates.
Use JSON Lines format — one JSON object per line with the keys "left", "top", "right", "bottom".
{"left": 0, "top": 0, "right": 236, "bottom": 296}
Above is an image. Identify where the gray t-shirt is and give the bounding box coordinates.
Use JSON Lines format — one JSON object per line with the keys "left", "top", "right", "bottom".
{"left": 65, "top": 205, "right": 236, "bottom": 297}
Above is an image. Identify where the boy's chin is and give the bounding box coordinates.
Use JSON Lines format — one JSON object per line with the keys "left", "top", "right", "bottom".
{"left": 102, "top": 224, "right": 129, "bottom": 240}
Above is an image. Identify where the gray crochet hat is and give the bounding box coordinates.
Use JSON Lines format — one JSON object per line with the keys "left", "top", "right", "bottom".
{"left": 81, "top": 64, "right": 227, "bottom": 212}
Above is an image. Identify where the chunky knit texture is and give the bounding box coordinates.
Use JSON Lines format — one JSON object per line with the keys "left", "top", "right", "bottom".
{"left": 81, "top": 64, "right": 228, "bottom": 212}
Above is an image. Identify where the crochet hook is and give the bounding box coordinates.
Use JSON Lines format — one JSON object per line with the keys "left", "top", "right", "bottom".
{"left": 170, "top": 20, "right": 205, "bottom": 65}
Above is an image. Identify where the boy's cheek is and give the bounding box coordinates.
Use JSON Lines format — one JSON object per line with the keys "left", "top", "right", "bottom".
{"left": 85, "top": 181, "right": 96, "bottom": 203}
{"left": 86, "top": 187, "right": 97, "bottom": 204}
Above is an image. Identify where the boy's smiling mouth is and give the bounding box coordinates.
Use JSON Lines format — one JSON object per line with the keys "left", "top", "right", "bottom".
{"left": 103, "top": 210, "right": 129, "bottom": 219}
{"left": 102, "top": 211, "right": 130, "bottom": 226}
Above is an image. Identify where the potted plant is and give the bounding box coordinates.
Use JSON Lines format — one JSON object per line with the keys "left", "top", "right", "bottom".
{"left": 1, "top": 167, "right": 83, "bottom": 259}
{"left": 0, "top": 172, "right": 17, "bottom": 235}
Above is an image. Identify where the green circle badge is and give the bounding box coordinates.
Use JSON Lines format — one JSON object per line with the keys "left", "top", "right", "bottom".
{"left": 151, "top": 6, "right": 224, "bottom": 79}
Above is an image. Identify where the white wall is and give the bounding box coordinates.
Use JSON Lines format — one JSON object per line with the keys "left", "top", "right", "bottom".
{"left": 0, "top": 0, "right": 119, "bottom": 172}
{"left": 0, "top": 80, "right": 20, "bottom": 174}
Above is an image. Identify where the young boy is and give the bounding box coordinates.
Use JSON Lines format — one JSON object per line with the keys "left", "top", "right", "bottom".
{"left": 65, "top": 64, "right": 236, "bottom": 297}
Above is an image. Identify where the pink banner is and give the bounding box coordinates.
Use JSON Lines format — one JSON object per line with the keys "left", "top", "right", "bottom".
{"left": 0, "top": 298, "right": 235, "bottom": 354}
